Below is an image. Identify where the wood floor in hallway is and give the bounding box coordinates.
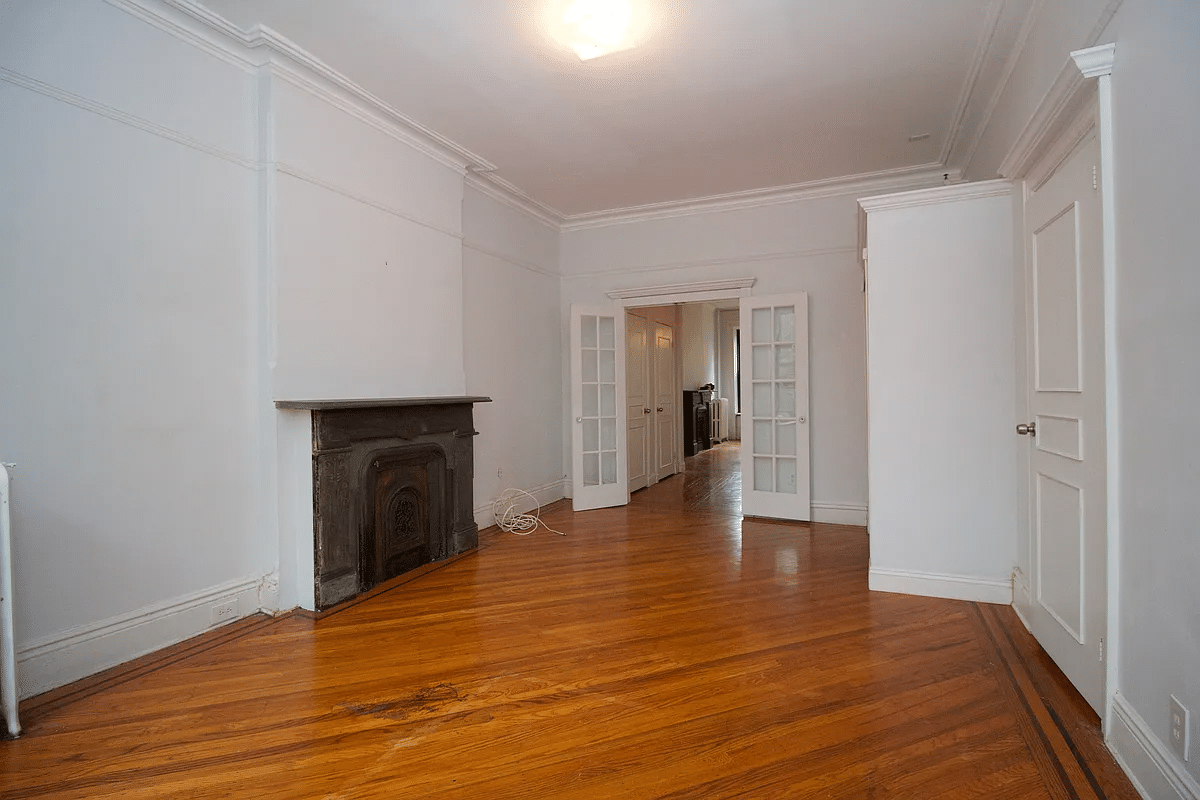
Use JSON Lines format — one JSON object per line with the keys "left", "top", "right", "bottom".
{"left": 1, "top": 442, "right": 1139, "bottom": 798}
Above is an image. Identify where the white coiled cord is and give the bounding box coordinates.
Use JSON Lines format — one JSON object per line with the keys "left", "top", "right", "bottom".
{"left": 492, "top": 488, "right": 565, "bottom": 536}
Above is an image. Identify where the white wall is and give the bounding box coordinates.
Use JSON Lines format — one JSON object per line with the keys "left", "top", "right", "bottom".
{"left": 680, "top": 303, "right": 716, "bottom": 390}
{"left": 270, "top": 73, "right": 467, "bottom": 401}
{"left": 1101, "top": 1, "right": 1200, "bottom": 794}
{"left": 559, "top": 188, "right": 914, "bottom": 524}
{"left": 862, "top": 184, "right": 1018, "bottom": 604}
{"left": 462, "top": 185, "right": 565, "bottom": 525}
{"left": 0, "top": 0, "right": 272, "bottom": 696}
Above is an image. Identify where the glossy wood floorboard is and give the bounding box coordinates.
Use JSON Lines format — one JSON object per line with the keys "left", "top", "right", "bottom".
{"left": 1, "top": 442, "right": 1139, "bottom": 798}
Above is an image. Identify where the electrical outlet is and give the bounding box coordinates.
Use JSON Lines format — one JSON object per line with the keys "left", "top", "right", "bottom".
{"left": 210, "top": 598, "right": 238, "bottom": 627}
{"left": 497, "top": 467, "right": 503, "bottom": 479}
{"left": 1170, "top": 694, "right": 1190, "bottom": 761}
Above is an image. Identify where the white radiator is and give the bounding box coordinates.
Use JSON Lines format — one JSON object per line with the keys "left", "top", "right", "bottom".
{"left": 713, "top": 398, "right": 730, "bottom": 442}
{"left": 0, "top": 463, "right": 19, "bottom": 738}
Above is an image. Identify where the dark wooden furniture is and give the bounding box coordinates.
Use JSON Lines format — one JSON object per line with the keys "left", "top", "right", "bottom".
{"left": 683, "top": 389, "right": 713, "bottom": 457}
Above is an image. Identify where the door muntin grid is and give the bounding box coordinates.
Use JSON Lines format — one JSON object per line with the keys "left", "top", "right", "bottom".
{"left": 750, "top": 305, "right": 798, "bottom": 494}
{"left": 580, "top": 314, "right": 619, "bottom": 487}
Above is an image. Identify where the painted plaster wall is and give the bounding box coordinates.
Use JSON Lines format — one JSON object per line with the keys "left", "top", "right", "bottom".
{"left": 863, "top": 187, "right": 1018, "bottom": 600}
{"left": 0, "top": 0, "right": 270, "bottom": 696}
{"left": 270, "top": 75, "right": 467, "bottom": 401}
{"left": 681, "top": 302, "right": 717, "bottom": 391}
{"left": 462, "top": 186, "right": 565, "bottom": 525}
{"left": 1101, "top": 1, "right": 1200, "bottom": 792}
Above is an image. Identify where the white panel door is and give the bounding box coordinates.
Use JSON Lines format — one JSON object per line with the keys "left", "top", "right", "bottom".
{"left": 740, "top": 294, "right": 810, "bottom": 520}
{"left": 1023, "top": 134, "right": 1106, "bottom": 713}
{"left": 653, "top": 321, "right": 677, "bottom": 481}
{"left": 571, "top": 304, "right": 629, "bottom": 511}
{"left": 626, "top": 311, "right": 650, "bottom": 492}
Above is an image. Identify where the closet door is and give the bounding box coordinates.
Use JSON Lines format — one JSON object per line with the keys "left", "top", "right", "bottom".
{"left": 626, "top": 311, "right": 650, "bottom": 492}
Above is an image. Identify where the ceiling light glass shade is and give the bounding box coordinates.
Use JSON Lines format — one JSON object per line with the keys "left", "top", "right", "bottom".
{"left": 563, "top": 0, "right": 634, "bottom": 60}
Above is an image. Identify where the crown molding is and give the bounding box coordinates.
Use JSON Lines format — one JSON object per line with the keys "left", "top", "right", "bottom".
{"left": 108, "top": 0, "right": 496, "bottom": 178}
{"left": 857, "top": 179, "right": 1012, "bottom": 213}
{"left": 606, "top": 278, "right": 756, "bottom": 301}
{"left": 464, "top": 172, "right": 564, "bottom": 230}
{"left": 1084, "top": 0, "right": 1125, "bottom": 50}
{"left": 998, "top": 43, "right": 1115, "bottom": 180}
{"left": 561, "top": 165, "right": 957, "bottom": 232}
{"left": 956, "top": 0, "right": 1044, "bottom": 178}
{"left": 940, "top": 0, "right": 1007, "bottom": 167}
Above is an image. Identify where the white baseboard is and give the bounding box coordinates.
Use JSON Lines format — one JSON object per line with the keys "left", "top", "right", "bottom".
{"left": 474, "top": 479, "right": 568, "bottom": 531}
{"left": 868, "top": 567, "right": 1013, "bottom": 604}
{"left": 17, "top": 574, "right": 272, "bottom": 700}
{"left": 1110, "top": 691, "right": 1200, "bottom": 800}
{"left": 1013, "top": 575, "right": 1033, "bottom": 630}
{"left": 811, "top": 502, "right": 868, "bottom": 526}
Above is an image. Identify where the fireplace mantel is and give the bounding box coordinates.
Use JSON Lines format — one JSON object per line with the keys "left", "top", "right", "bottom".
{"left": 276, "top": 396, "right": 492, "bottom": 411}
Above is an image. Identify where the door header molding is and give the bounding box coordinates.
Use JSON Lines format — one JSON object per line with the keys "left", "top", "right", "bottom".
{"left": 999, "top": 44, "right": 1116, "bottom": 180}
{"left": 606, "top": 278, "right": 756, "bottom": 301}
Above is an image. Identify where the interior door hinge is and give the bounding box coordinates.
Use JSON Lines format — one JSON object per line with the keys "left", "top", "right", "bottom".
{"left": 1093, "top": 165, "right": 1099, "bottom": 191}
{"left": 1099, "top": 636, "right": 1104, "bottom": 661}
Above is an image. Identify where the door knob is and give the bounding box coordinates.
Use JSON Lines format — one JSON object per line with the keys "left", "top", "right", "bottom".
{"left": 1016, "top": 422, "right": 1036, "bottom": 436}
{"left": 576, "top": 417, "right": 583, "bottom": 423}
{"left": 657, "top": 407, "right": 664, "bottom": 412}
{"left": 644, "top": 408, "right": 651, "bottom": 414}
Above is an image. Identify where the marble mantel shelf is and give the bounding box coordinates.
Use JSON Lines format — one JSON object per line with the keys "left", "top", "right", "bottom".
{"left": 275, "top": 396, "right": 492, "bottom": 411}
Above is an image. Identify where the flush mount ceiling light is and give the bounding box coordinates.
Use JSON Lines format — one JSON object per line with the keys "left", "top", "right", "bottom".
{"left": 565, "top": 0, "right": 633, "bottom": 60}
{"left": 546, "top": 0, "right": 645, "bottom": 61}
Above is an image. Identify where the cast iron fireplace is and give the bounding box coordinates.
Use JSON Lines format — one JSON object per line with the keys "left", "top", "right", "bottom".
{"left": 277, "top": 396, "right": 490, "bottom": 611}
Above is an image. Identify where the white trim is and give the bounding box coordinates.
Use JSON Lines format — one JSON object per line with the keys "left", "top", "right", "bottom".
{"left": 463, "top": 241, "right": 560, "bottom": 279}
{"left": 857, "top": 179, "right": 1013, "bottom": 213}
{"left": 868, "top": 568, "right": 1013, "bottom": 604}
{"left": 564, "top": 247, "right": 856, "bottom": 283}
{"left": 561, "top": 166, "right": 955, "bottom": 231}
{"left": 464, "top": 173, "right": 564, "bottom": 230}
{"left": 104, "top": 0, "right": 258, "bottom": 72}
{"left": 1025, "top": 97, "right": 1097, "bottom": 193}
{"left": 811, "top": 502, "right": 868, "bottom": 527}
{"left": 1110, "top": 692, "right": 1200, "bottom": 800}
{"left": 1070, "top": 43, "right": 1123, "bottom": 738}
{"left": 940, "top": 0, "right": 1007, "bottom": 166}
{"left": 607, "top": 278, "right": 757, "bottom": 301}
{"left": 16, "top": 575, "right": 270, "bottom": 700}
{"left": 276, "top": 162, "right": 463, "bottom": 241}
{"left": 959, "top": 0, "right": 1045, "bottom": 177}
{"left": 109, "top": 0, "right": 494, "bottom": 177}
{"left": 0, "top": 66, "right": 257, "bottom": 170}
{"left": 998, "top": 57, "right": 1090, "bottom": 179}
{"left": 474, "top": 479, "right": 569, "bottom": 532}
{"left": 1085, "top": 1, "right": 1126, "bottom": 50}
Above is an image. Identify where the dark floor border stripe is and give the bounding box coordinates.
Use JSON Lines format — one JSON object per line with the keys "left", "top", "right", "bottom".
{"left": 972, "top": 603, "right": 1082, "bottom": 800}
{"left": 990, "top": 607, "right": 1110, "bottom": 800}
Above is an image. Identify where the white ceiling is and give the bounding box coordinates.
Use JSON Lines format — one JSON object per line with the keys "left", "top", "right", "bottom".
{"left": 199, "top": 0, "right": 1030, "bottom": 218}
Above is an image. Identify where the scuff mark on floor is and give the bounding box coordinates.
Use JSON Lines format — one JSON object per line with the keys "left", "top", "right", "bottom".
{"left": 338, "top": 682, "right": 462, "bottom": 722}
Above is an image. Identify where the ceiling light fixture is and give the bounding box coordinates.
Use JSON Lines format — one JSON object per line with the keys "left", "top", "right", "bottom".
{"left": 563, "top": 0, "right": 634, "bottom": 61}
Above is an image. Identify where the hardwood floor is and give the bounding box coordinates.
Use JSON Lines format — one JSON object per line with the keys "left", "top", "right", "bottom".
{"left": 1, "top": 442, "right": 1139, "bottom": 798}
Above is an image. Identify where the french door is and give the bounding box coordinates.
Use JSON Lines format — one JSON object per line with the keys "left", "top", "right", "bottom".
{"left": 739, "top": 294, "right": 811, "bottom": 520}
{"left": 570, "top": 304, "right": 628, "bottom": 511}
